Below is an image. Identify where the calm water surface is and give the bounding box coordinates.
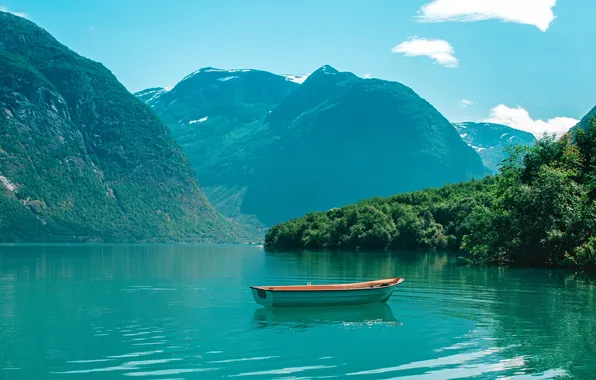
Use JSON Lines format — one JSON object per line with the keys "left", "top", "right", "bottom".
{"left": 1, "top": 245, "right": 595, "bottom": 379}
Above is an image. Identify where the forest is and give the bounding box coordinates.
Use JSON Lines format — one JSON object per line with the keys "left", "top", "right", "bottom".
{"left": 265, "top": 118, "right": 596, "bottom": 270}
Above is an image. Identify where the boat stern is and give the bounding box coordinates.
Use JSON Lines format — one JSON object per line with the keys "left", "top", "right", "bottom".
{"left": 251, "top": 287, "right": 274, "bottom": 307}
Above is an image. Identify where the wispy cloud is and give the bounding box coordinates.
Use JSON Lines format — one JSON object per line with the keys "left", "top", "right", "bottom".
{"left": 460, "top": 99, "right": 473, "bottom": 108}
{"left": 485, "top": 104, "right": 578, "bottom": 138}
{"left": 0, "top": 5, "right": 28, "bottom": 18}
{"left": 417, "top": 0, "right": 557, "bottom": 32}
{"left": 392, "top": 37, "right": 458, "bottom": 68}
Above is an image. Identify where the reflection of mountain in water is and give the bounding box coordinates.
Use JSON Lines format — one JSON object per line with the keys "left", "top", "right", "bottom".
{"left": 252, "top": 303, "right": 401, "bottom": 331}
{"left": 0, "top": 244, "right": 265, "bottom": 280}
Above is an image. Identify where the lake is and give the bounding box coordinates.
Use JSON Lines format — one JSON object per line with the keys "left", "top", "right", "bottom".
{"left": 0, "top": 244, "right": 594, "bottom": 379}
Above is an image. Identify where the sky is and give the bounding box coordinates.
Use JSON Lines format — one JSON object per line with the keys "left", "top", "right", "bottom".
{"left": 3, "top": 0, "right": 595, "bottom": 137}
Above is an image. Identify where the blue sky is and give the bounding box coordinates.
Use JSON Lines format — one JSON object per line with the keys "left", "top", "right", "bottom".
{"left": 3, "top": 0, "right": 594, "bottom": 136}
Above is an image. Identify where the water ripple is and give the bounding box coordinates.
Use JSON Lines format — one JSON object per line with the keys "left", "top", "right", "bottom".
{"left": 230, "top": 365, "right": 337, "bottom": 377}
{"left": 107, "top": 350, "right": 163, "bottom": 359}
{"left": 207, "top": 356, "right": 279, "bottom": 364}
{"left": 66, "top": 359, "right": 115, "bottom": 364}
{"left": 122, "top": 367, "right": 220, "bottom": 376}
{"left": 346, "top": 349, "right": 503, "bottom": 376}
{"left": 52, "top": 365, "right": 139, "bottom": 374}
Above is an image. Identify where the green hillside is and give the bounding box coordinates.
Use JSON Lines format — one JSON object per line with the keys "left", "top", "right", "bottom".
{"left": 0, "top": 12, "right": 243, "bottom": 243}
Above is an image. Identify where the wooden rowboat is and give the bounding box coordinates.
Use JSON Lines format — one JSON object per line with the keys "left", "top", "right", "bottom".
{"left": 250, "top": 277, "right": 404, "bottom": 307}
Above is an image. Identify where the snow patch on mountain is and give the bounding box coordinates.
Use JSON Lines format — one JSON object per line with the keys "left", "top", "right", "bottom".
{"left": 136, "top": 85, "right": 175, "bottom": 105}
{"left": 181, "top": 68, "right": 249, "bottom": 82}
{"left": 217, "top": 76, "right": 238, "bottom": 82}
{"left": 181, "top": 69, "right": 203, "bottom": 81}
{"left": 283, "top": 74, "right": 309, "bottom": 84}
{"left": 189, "top": 117, "right": 208, "bottom": 124}
{"left": 147, "top": 90, "right": 164, "bottom": 103}
{"left": 135, "top": 88, "right": 160, "bottom": 97}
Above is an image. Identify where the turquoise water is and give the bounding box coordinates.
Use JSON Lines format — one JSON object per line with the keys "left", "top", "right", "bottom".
{"left": 0, "top": 245, "right": 594, "bottom": 379}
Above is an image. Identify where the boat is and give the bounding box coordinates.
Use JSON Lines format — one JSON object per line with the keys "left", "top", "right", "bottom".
{"left": 249, "top": 277, "right": 404, "bottom": 307}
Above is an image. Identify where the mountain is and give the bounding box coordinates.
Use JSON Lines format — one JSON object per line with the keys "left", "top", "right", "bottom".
{"left": 453, "top": 122, "right": 536, "bottom": 173}
{"left": 134, "top": 67, "right": 300, "bottom": 232}
{"left": 0, "top": 12, "right": 243, "bottom": 242}
{"left": 242, "top": 66, "right": 489, "bottom": 224}
{"left": 135, "top": 67, "right": 300, "bottom": 185}
{"left": 140, "top": 65, "right": 488, "bottom": 226}
{"left": 574, "top": 105, "right": 596, "bottom": 131}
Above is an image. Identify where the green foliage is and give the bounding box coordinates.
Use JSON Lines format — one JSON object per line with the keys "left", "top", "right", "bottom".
{"left": 265, "top": 177, "right": 496, "bottom": 252}
{"left": 568, "top": 237, "right": 596, "bottom": 270}
{"left": 267, "top": 117, "right": 596, "bottom": 270}
{"left": 0, "top": 196, "right": 47, "bottom": 241}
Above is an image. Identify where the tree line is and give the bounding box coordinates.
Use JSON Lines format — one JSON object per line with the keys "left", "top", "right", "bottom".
{"left": 265, "top": 118, "right": 596, "bottom": 270}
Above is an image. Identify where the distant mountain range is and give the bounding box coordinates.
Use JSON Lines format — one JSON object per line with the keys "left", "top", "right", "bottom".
{"left": 0, "top": 12, "right": 245, "bottom": 242}
{"left": 453, "top": 122, "right": 536, "bottom": 173}
{"left": 139, "top": 65, "right": 489, "bottom": 225}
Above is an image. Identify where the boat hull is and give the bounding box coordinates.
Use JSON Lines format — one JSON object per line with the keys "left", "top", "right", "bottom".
{"left": 250, "top": 285, "right": 396, "bottom": 307}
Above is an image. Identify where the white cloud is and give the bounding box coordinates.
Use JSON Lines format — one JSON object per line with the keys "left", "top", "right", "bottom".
{"left": 391, "top": 37, "right": 459, "bottom": 68}
{"left": 417, "top": 0, "right": 557, "bottom": 32}
{"left": 364, "top": 73, "right": 372, "bottom": 79}
{"left": 460, "top": 99, "right": 474, "bottom": 108}
{"left": 0, "top": 5, "right": 28, "bottom": 18}
{"left": 485, "top": 104, "right": 578, "bottom": 138}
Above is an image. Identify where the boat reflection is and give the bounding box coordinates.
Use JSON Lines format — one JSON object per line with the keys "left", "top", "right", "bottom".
{"left": 252, "top": 302, "right": 401, "bottom": 331}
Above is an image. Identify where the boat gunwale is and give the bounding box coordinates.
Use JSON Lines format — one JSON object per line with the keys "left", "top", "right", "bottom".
{"left": 249, "top": 277, "right": 404, "bottom": 292}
